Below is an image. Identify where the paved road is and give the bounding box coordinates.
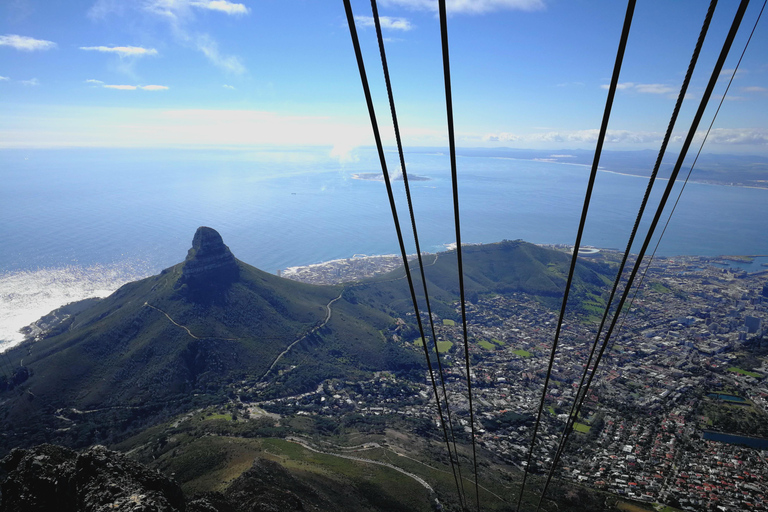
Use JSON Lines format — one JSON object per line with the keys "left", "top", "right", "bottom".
{"left": 285, "top": 436, "right": 435, "bottom": 493}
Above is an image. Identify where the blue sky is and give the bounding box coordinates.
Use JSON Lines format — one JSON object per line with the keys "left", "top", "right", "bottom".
{"left": 1, "top": 0, "right": 767, "bottom": 155}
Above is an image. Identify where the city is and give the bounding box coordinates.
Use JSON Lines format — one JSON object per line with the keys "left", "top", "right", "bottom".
{"left": 259, "top": 247, "right": 768, "bottom": 511}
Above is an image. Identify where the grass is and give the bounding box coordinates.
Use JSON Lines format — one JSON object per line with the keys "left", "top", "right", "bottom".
{"left": 547, "top": 406, "right": 556, "bottom": 416}
{"left": 203, "top": 413, "right": 233, "bottom": 421}
{"left": 658, "top": 506, "right": 685, "bottom": 512}
{"left": 513, "top": 349, "right": 532, "bottom": 358}
{"left": 650, "top": 282, "right": 672, "bottom": 293}
{"left": 491, "top": 338, "right": 504, "bottom": 346}
{"left": 413, "top": 339, "right": 453, "bottom": 353}
{"left": 573, "top": 422, "right": 591, "bottom": 434}
{"left": 478, "top": 340, "right": 496, "bottom": 350}
{"left": 442, "top": 319, "right": 456, "bottom": 326}
{"left": 728, "top": 367, "right": 762, "bottom": 378}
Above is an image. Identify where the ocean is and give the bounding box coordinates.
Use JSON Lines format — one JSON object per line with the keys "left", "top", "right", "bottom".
{"left": 2, "top": 146, "right": 767, "bottom": 349}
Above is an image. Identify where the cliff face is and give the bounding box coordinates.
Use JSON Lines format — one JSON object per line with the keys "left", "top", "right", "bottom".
{"left": 181, "top": 227, "right": 238, "bottom": 281}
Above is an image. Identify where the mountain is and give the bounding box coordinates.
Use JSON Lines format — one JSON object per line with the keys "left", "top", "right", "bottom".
{"left": 1, "top": 444, "right": 419, "bottom": 512}
{"left": 347, "top": 239, "right": 613, "bottom": 320}
{"left": 0, "top": 230, "right": 614, "bottom": 456}
{"left": 0, "top": 227, "right": 422, "bottom": 452}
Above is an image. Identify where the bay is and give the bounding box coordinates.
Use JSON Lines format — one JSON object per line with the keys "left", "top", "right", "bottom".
{"left": 1, "top": 146, "right": 767, "bottom": 348}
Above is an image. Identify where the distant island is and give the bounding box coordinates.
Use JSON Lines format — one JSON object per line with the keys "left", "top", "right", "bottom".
{"left": 352, "top": 172, "right": 431, "bottom": 182}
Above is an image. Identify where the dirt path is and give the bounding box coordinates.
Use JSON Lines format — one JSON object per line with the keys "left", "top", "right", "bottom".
{"left": 143, "top": 302, "right": 240, "bottom": 341}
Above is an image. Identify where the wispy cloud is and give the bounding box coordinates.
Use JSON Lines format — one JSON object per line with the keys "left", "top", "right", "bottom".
{"left": 89, "top": 0, "right": 247, "bottom": 74}
{"left": 380, "top": 0, "right": 545, "bottom": 14}
{"left": 354, "top": 15, "right": 414, "bottom": 31}
{"left": 742, "top": 86, "right": 767, "bottom": 93}
{"left": 20, "top": 78, "right": 40, "bottom": 86}
{"left": 601, "top": 82, "right": 677, "bottom": 95}
{"left": 634, "top": 83, "right": 676, "bottom": 95}
{"left": 80, "top": 45, "right": 158, "bottom": 57}
{"left": 0, "top": 76, "right": 9, "bottom": 81}
{"left": 719, "top": 68, "right": 747, "bottom": 79}
{"left": 142, "top": 0, "right": 249, "bottom": 19}
{"left": 222, "top": 84, "right": 235, "bottom": 89}
{"left": 601, "top": 82, "right": 633, "bottom": 90}
{"left": 100, "top": 83, "right": 169, "bottom": 90}
{"left": 195, "top": 33, "right": 245, "bottom": 74}
{"left": 104, "top": 84, "right": 138, "bottom": 90}
{"left": 190, "top": 0, "right": 249, "bottom": 15}
{"left": 85, "top": 79, "right": 105, "bottom": 84}
{"left": 0, "top": 34, "right": 56, "bottom": 51}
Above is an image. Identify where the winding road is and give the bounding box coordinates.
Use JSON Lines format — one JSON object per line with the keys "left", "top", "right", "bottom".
{"left": 260, "top": 291, "right": 344, "bottom": 381}
{"left": 285, "top": 436, "right": 435, "bottom": 493}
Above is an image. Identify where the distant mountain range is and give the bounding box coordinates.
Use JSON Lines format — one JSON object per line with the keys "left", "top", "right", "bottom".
{"left": 447, "top": 148, "right": 768, "bottom": 189}
{"left": 0, "top": 227, "right": 612, "bottom": 454}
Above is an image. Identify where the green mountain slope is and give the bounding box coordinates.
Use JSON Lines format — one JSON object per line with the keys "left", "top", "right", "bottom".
{"left": 348, "top": 240, "right": 612, "bottom": 319}
{"left": 0, "top": 227, "right": 420, "bottom": 451}
{"left": 0, "top": 233, "right": 613, "bottom": 455}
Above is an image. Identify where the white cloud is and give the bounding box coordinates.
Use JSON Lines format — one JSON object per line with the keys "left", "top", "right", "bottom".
{"left": 0, "top": 34, "right": 56, "bottom": 51}
{"left": 634, "top": 83, "right": 676, "bottom": 95}
{"left": 223, "top": 84, "right": 235, "bottom": 89}
{"left": 0, "top": 76, "right": 9, "bottom": 81}
{"left": 0, "top": 107, "right": 376, "bottom": 149}
{"left": 143, "top": 0, "right": 249, "bottom": 18}
{"left": 195, "top": 34, "right": 245, "bottom": 74}
{"left": 601, "top": 82, "right": 677, "bottom": 95}
{"left": 20, "top": 78, "right": 40, "bottom": 86}
{"left": 85, "top": 79, "right": 105, "bottom": 84}
{"left": 704, "top": 128, "right": 768, "bottom": 146}
{"left": 484, "top": 129, "right": 663, "bottom": 145}
{"left": 742, "top": 86, "right": 767, "bottom": 93}
{"left": 80, "top": 45, "right": 158, "bottom": 57}
{"left": 483, "top": 128, "right": 768, "bottom": 148}
{"left": 88, "top": 0, "right": 124, "bottom": 20}
{"left": 99, "top": 83, "right": 168, "bottom": 90}
{"left": 380, "top": 0, "right": 545, "bottom": 14}
{"left": 601, "top": 82, "right": 634, "bottom": 90}
{"left": 354, "top": 15, "right": 414, "bottom": 31}
{"left": 190, "top": 0, "right": 249, "bottom": 15}
{"left": 88, "top": 0, "right": 247, "bottom": 74}
{"left": 719, "top": 68, "right": 747, "bottom": 79}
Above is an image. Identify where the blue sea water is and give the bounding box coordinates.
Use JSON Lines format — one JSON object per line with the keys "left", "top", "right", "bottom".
{"left": 2, "top": 146, "right": 767, "bottom": 347}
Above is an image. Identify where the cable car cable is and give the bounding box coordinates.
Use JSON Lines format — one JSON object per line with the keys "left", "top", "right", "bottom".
{"left": 515, "top": 1, "right": 637, "bottom": 509}
{"left": 342, "top": 1, "right": 466, "bottom": 506}
{"left": 437, "top": 0, "right": 481, "bottom": 508}
{"left": 613, "top": 0, "right": 765, "bottom": 354}
{"left": 534, "top": 3, "right": 718, "bottom": 508}
{"left": 368, "top": 0, "right": 468, "bottom": 503}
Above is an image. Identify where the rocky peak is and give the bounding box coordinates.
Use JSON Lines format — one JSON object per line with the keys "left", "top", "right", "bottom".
{"left": 182, "top": 227, "right": 238, "bottom": 281}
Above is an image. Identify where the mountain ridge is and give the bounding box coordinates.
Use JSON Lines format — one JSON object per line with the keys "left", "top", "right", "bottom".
{"left": 0, "top": 229, "right": 613, "bottom": 455}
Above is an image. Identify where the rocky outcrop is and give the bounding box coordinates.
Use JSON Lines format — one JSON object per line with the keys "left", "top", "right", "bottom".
{"left": 0, "top": 446, "right": 321, "bottom": 512}
{"left": 181, "top": 227, "right": 237, "bottom": 281}
{"left": 0, "top": 445, "right": 184, "bottom": 512}
{"left": 0, "top": 445, "right": 421, "bottom": 512}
